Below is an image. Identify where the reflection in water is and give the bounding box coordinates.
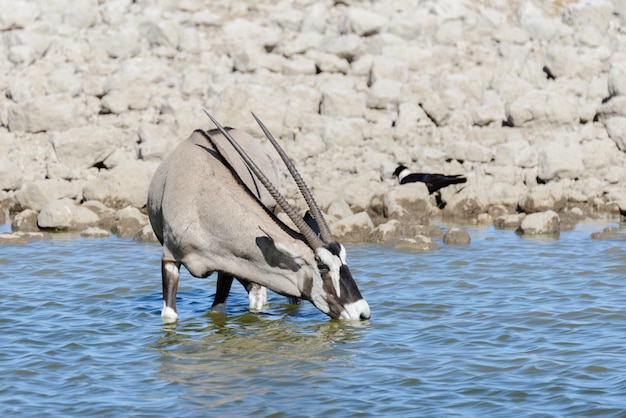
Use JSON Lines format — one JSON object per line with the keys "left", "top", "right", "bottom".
{"left": 152, "top": 313, "right": 367, "bottom": 411}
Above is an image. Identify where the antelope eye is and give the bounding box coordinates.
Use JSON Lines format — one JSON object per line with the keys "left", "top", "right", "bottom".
{"left": 314, "top": 256, "right": 329, "bottom": 274}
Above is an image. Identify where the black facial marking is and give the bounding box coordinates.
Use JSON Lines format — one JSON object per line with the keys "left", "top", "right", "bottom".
{"left": 326, "top": 242, "right": 343, "bottom": 257}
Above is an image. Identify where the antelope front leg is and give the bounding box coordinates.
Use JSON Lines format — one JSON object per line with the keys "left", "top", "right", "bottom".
{"left": 161, "top": 260, "right": 180, "bottom": 323}
{"left": 239, "top": 279, "right": 267, "bottom": 311}
{"left": 211, "top": 272, "right": 234, "bottom": 314}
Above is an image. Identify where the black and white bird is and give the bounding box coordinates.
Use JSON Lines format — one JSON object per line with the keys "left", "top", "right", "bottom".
{"left": 392, "top": 165, "right": 467, "bottom": 194}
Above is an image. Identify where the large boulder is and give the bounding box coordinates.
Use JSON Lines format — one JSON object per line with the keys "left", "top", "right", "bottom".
{"left": 7, "top": 94, "right": 87, "bottom": 133}
{"left": 37, "top": 199, "right": 100, "bottom": 230}
{"left": 330, "top": 211, "right": 374, "bottom": 243}
{"left": 383, "top": 182, "right": 432, "bottom": 223}
{"left": 0, "top": 158, "right": 23, "bottom": 190}
{"left": 50, "top": 125, "right": 121, "bottom": 170}
{"left": 14, "top": 178, "right": 83, "bottom": 211}
{"left": 518, "top": 183, "right": 566, "bottom": 214}
{"left": 82, "top": 161, "right": 159, "bottom": 208}
{"left": 516, "top": 210, "right": 560, "bottom": 235}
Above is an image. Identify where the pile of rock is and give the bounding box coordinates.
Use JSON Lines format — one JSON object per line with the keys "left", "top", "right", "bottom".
{"left": 1, "top": 0, "right": 626, "bottom": 247}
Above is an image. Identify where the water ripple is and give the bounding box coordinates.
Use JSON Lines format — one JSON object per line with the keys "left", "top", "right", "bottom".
{"left": 2, "top": 222, "right": 626, "bottom": 416}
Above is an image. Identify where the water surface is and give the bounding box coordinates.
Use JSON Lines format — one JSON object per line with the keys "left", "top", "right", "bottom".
{"left": 2, "top": 220, "right": 626, "bottom": 417}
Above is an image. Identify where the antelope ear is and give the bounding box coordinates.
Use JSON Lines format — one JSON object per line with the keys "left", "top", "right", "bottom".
{"left": 255, "top": 231, "right": 305, "bottom": 272}
{"left": 303, "top": 211, "right": 321, "bottom": 238}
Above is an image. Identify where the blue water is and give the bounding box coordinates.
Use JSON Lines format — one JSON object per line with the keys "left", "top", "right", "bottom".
{"left": 2, "top": 220, "right": 626, "bottom": 417}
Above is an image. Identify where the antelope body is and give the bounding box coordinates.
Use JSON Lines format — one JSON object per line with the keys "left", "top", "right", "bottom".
{"left": 147, "top": 113, "right": 370, "bottom": 322}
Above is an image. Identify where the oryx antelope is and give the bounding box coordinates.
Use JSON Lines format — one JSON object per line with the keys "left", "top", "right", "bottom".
{"left": 147, "top": 111, "right": 371, "bottom": 322}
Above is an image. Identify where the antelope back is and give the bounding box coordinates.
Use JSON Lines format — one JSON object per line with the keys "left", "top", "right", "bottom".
{"left": 207, "top": 128, "right": 279, "bottom": 211}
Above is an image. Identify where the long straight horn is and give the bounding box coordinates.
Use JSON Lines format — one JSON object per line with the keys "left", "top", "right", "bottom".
{"left": 251, "top": 112, "right": 334, "bottom": 244}
{"left": 203, "top": 110, "right": 325, "bottom": 249}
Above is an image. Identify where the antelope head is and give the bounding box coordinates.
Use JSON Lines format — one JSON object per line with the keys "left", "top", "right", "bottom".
{"left": 204, "top": 111, "right": 371, "bottom": 320}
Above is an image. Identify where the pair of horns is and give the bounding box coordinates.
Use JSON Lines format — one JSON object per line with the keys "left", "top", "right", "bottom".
{"left": 203, "top": 110, "right": 333, "bottom": 249}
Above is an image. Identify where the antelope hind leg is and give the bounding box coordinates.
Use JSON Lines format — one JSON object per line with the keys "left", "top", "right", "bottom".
{"left": 161, "top": 260, "right": 180, "bottom": 323}
{"left": 211, "top": 272, "right": 234, "bottom": 314}
{"left": 238, "top": 279, "right": 268, "bottom": 311}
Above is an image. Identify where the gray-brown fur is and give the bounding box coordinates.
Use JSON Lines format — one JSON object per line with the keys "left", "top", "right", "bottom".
{"left": 147, "top": 118, "right": 370, "bottom": 322}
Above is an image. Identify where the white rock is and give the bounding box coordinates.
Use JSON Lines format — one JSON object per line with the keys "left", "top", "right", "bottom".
{"left": 310, "top": 51, "right": 350, "bottom": 74}
{"left": 516, "top": 210, "right": 560, "bottom": 235}
{"left": 115, "top": 206, "right": 148, "bottom": 223}
{"left": 392, "top": 235, "right": 440, "bottom": 251}
{"left": 604, "top": 117, "right": 626, "bottom": 151}
{"left": 50, "top": 126, "right": 121, "bottom": 169}
{"left": 367, "top": 79, "right": 402, "bottom": 109}
{"left": 471, "top": 90, "right": 505, "bottom": 127}
{"left": 518, "top": 184, "right": 566, "bottom": 213}
{"left": 324, "top": 34, "right": 365, "bottom": 61}
{"left": 81, "top": 227, "right": 110, "bottom": 238}
{"left": 582, "top": 138, "right": 621, "bottom": 169}
{"left": 0, "top": 0, "right": 40, "bottom": 30}
{"left": 446, "top": 141, "right": 492, "bottom": 163}
{"left": 0, "top": 158, "right": 23, "bottom": 190}
{"left": 326, "top": 198, "right": 353, "bottom": 219}
{"left": 443, "top": 227, "right": 471, "bottom": 245}
{"left": 222, "top": 18, "right": 281, "bottom": 51}
{"left": 563, "top": 0, "right": 613, "bottom": 32}
{"left": 46, "top": 66, "right": 82, "bottom": 96}
{"left": 37, "top": 199, "right": 99, "bottom": 230}
{"left": 61, "top": 0, "right": 99, "bottom": 28}
{"left": 442, "top": 184, "right": 488, "bottom": 218}
{"left": 519, "top": 2, "right": 569, "bottom": 40}
{"left": 342, "top": 7, "right": 387, "bottom": 36}
{"left": 279, "top": 31, "right": 324, "bottom": 57}
{"left": 100, "top": 90, "right": 129, "bottom": 114}
{"left": 395, "top": 102, "right": 433, "bottom": 134}
{"left": 330, "top": 211, "right": 374, "bottom": 242}
{"left": 383, "top": 182, "right": 432, "bottom": 222}
{"left": 370, "top": 56, "right": 409, "bottom": 84}
{"left": 608, "top": 61, "right": 626, "bottom": 97}
{"left": 8, "top": 94, "right": 87, "bottom": 133}
{"left": 14, "top": 179, "right": 82, "bottom": 211}
{"left": 537, "top": 138, "right": 585, "bottom": 181}
{"left": 82, "top": 161, "right": 159, "bottom": 208}
{"left": 494, "top": 139, "right": 537, "bottom": 168}
{"left": 320, "top": 88, "right": 367, "bottom": 118}
{"left": 320, "top": 117, "right": 367, "bottom": 148}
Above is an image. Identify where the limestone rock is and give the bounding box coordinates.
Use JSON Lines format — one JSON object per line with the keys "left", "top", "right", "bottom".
{"left": 516, "top": 210, "right": 560, "bottom": 235}
{"left": 390, "top": 235, "right": 440, "bottom": 251}
{"left": 342, "top": 7, "right": 387, "bottom": 36}
{"left": 330, "top": 211, "right": 374, "bottom": 243}
{"left": 81, "top": 227, "right": 110, "bottom": 238}
{"left": 7, "top": 94, "right": 87, "bottom": 133}
{"left": 134, "top": 224, "right": 158, "bottom": 243}
{"left": 604, "top": 117, "right": 626, "bottom": 151}
{"left": 12, "top": 209, "right": 39, "bottom": 232}
{"left": 518, "top": 184, "right": 566, "bottom": 214}
{"left": 14, "top": 179, "right": 83, "bottom": 211}
{"left": 442, "top": 185, "right": 487, "bottom": 219}
{"left": 50, "top": 126, "right": 121, "bottom": 170}
{"left": 383, "top": 183, "right": 432, "bottom": 223}
{"left": 83, "top": 161, "right": 159, "bottom": 208}
{"left": 443, "top": 228, "right": 471, "bottom": 245}
{"left": 0, "top": 158, "right": 23, "bottom": 190}
{"left": 537, "top": 139, "right": 584, "bottom": 181}
{"left": 112, "top": 206, "right": 150, "bottom": 238}
{"left": 371, "top": 219, "right": 401, "bottom": 242}
{"left": 37, "top": 199, "right": 99, "bottom": 230}
{"left": 0, "top": 231, "right": 50, "bottom": 245}
{"left": 494, "top": 213, "right": 525, "bottom": 229}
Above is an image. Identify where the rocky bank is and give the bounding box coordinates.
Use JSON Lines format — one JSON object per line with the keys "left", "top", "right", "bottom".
{"left": 1, "top": 0, "right": 626, "bottom": 246}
